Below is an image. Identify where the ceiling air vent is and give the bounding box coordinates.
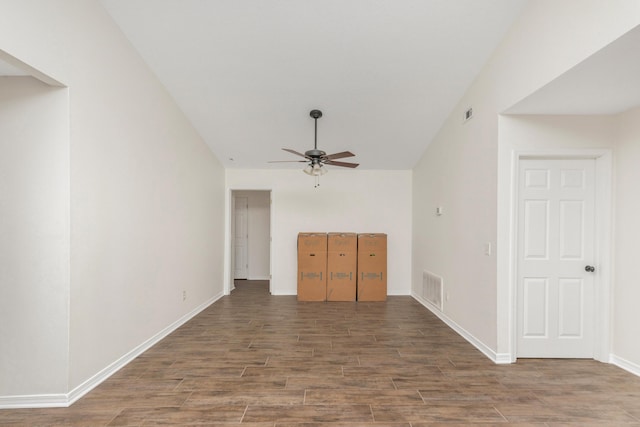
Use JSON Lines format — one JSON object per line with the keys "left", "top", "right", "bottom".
{"left": 463, "top": 107, "right": 473, "bottom": 123}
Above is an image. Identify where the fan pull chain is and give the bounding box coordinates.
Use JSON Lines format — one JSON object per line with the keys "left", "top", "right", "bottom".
{"left": 314, "top": 175, "right": 320, "bottom": 188}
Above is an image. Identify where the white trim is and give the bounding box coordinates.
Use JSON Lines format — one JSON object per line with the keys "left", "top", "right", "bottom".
{"left": 0, "top": 393, "right": 69, "bottom": 409}
{"left": 224, "top": 189, "right": 233, "bottom": 295}
{"left": 412, "top": 293, "right": 509, "bottom": 364}
{"left": 610, "top": 354, "right": 640, "bottom": 378}
{"left": 0, "top": 49, "right": 66, "bottom": 87}
{"left": 592, "top": 152, "right": 613, "bottom": 362}
{"left": 509, "top": 149, "right": 612, "bottom": 361}
{"left": 0, "top": 292, "right": 223, "bottom": 410}
{"left": 67, "top": 292, "right": 223, "bottom": 405}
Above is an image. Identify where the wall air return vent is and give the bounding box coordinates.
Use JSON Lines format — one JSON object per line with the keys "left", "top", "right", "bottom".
{"left": 423, "top": 270, "right": 443, "bottom": 311}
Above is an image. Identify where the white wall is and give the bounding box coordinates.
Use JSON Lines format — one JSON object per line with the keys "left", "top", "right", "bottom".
{"left": 0, "top": 77, "right": 70, "bottom": 396}
{"left": 226, "top": 169, "right": 412, "bottom": 296}
{"left": 0, "top": 0, "right": 225, "bottom": 402}
{"left": 613, "top": 107, "right": 640, "bottom": 370}
{"left": 413, "top": 0, "right": 640, "bottom": 358}
{"left": 412, "top": 108, "right": 500, "bottom": 349}
{"left": 234, "top": 190, "right": 271, "bottom": 280}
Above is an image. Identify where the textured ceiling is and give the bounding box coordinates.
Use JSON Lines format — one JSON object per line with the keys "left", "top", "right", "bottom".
{"left": 6, "top": 3, "right": 637, "bottom": 169}
{"left": 99, "top": 0, "right": 527, "bottom": 170}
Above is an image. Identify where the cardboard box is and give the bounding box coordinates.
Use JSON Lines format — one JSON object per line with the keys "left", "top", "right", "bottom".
{"left": 327, "top": 232, "right": 357, "bottom": 301}
{"left": 297, "top": 233, "right": 327, "bottom": 301}
{"left": 357, "top": 233, "right": 387, "bottom": 301}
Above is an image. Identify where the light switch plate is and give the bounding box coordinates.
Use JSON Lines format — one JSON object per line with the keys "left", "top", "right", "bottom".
{"left": 484, "top": 242, "right": 492, "bottom": 256}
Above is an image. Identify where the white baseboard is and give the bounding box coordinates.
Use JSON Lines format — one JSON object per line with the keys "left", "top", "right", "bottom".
{"left": 0, "top": 291, "right": 224, "bottom": 410}
{"left": 412, "top": 292, "right": 512, "bottom": 365}
{"left": 412, "top": 293, "right": 640, "bottom": 373}
{"left": 0, "top": 393, "right": 69, "bottom": 409}
{"left": 610, "top": 354, "right": 640, "bottom": 378}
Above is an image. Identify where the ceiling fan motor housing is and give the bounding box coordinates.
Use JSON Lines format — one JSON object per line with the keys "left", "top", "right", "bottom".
{"left": 305, "top": 149, "right": 326, "bottom": 159}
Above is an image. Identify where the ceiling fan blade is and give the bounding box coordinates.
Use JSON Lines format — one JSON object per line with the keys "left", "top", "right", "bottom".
{"left": 282, "top": 148, "right": 308, "bottom": 158}
{"left": 267, "top": 160, "right": 307, "bottom": 163}
{"left": 325, "top": 160, "right": 359, "bottom": 168}
{"left": 324, "top": 151, "right": 355, "bottom": 160}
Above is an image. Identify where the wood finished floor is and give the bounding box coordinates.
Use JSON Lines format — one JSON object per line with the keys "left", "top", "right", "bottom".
{"left": 2, "top": 280, "right": 640, "bottom": 426}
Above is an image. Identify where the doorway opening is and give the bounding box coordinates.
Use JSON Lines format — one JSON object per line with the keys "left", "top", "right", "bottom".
{"left": 229, "top": 190, "right": 272, "bottom": 294}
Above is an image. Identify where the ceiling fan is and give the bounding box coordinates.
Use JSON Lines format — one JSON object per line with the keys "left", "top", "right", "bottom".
{"left": 269, "top": 109, "right": 359, "bottom": 180}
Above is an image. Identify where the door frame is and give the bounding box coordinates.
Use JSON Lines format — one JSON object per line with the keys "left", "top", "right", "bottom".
{"left": 225, "top": 188, "right": 273, "bottom": 295}
{"left": 509, "top": 149, "right": 612, "bottom": 362}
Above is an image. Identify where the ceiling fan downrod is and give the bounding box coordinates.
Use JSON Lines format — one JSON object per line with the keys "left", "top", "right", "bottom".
{"left": 310, "top": 109, "right": 322, "bottom": 150}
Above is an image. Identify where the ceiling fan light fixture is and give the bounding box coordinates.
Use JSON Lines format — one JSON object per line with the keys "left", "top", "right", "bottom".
{"left": 303, "top": 162, "right": 327, "bottom": 176}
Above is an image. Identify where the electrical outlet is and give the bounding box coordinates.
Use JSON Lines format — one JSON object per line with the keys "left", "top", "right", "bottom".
{"left": 182, "top": 290, "right": 187, "bottom": 301}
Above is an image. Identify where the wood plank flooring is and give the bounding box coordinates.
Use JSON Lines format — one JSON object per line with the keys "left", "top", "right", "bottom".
{"left": 2, "top": 280, "right": 640, "bottom": 426}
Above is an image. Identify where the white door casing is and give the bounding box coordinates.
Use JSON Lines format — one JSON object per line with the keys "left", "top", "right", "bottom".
{"left": 233, "top": 196, "right": 248, "bottom": 280}
{"left": 516, "top": 158, "right": 596, "bottom": 358}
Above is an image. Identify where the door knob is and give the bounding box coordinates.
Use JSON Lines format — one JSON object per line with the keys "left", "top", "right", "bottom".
{"left": 585, "top": 265, "right": 595, "bottom": 273}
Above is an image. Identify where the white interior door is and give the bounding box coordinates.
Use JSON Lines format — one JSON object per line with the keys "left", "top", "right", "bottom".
{"left": 517, "top": 158, "right": 596, "bottom": 358}
{"left": 233, "top": 196, "right": 248, "bottom": 280}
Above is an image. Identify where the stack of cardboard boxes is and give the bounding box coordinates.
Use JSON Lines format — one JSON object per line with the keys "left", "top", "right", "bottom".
{"left": 297, "top": 232, "right": 387, "bottom": 302}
